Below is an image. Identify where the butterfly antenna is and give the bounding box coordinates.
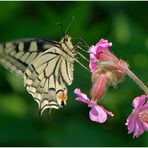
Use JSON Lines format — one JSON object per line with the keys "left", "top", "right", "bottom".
{"left": 57, "top": 22, "right": 65, "bottom": 37}
{"left": 65, "top": 16, "right": 75, "bottom": 35}
{"left": 75, "top": 58, "right": 90, "bottom": 72}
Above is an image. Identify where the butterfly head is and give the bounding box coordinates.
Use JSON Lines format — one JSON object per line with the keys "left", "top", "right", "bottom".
{"left": 64, "top": 35, "right": 71, "bottom": 42}
{"left": 60, "top": 35, "right": 74, "bottom": 53}
{"left": 60, "top": 35, "right": 71, "bottom": 43}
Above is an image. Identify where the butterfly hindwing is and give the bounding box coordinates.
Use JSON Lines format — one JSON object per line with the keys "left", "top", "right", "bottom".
{"left": 24, "top": 38, "right": 74, "bottom": 113}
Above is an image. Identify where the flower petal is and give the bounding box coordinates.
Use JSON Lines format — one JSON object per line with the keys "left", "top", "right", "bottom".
{"left": 133, "top": 119, "right": 145, "bottom": 138}
{"left": 126, "top": 94, "right": 148, "bottom": 138}
{"left": 126, "top": 112, "right": 137, "bottom": 134}
{"left": 89, "top": 105, "right": 107, "bottom": 123}
{"left": 101, "top": 106, "right": 114, "bottom": 117}
{"left": 133, "top": 94, "right": 147, "bottom": 110}
{"left": 96, "top": 38, "right": 112, "bottom": 53}
{"left": 89, "top": 53, "right": 98, "bottom": 72}
{"left": 142, "top": 121, "right": 148, "bottom": 131}
{"left": 89, "top": 39, "right": 112, "bottom": 72}
{"left": 90, "top": 45, "right": 96, "bottom": 55}
{"left": 74, "top": 88, "right": 91, "bottom": 105}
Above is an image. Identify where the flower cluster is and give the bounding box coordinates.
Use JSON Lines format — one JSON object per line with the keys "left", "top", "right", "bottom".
{"left": 74, "top": 38, "right": 148, "bottom": 138}
{"left": 90, "top": 39, "right": 128, "bottom": 102}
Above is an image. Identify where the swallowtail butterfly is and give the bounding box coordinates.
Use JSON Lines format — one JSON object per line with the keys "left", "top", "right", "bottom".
{"left": 0, "top": 35, "right": 75, "bottom": 115}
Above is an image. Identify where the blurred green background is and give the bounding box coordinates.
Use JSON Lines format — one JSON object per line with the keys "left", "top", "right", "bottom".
{"left": 0, "top": 1, "right": 148, "bottom": 146}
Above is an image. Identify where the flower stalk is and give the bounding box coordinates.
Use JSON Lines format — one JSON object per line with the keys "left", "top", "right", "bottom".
{"left": 126, "top": 69, "right": 148, "bottom": 94}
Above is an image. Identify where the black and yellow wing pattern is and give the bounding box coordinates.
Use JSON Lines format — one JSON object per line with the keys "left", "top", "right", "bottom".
{"left": 0, "top": 35, "right": 75, "bottom": 114}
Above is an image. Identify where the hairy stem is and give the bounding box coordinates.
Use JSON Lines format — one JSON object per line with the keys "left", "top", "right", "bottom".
{"left": 126, "top": 69, "right": 148, "bottom": 94}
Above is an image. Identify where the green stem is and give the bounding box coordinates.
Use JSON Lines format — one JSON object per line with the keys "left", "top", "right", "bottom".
{"left": 126, "top": 69, "right": 148, "bottom": 94}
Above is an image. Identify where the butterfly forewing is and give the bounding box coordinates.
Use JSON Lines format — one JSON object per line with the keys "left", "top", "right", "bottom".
{"left": 0, "top": 39, "right": 60, "bottom": 77}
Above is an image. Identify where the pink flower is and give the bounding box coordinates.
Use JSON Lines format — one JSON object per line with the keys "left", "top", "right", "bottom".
{"left": 89, "top": 38, "right": 128, "bottom": 100}
{"left": 89, "top": 39, "right": 113, "bottom": 72}
{"left": 74, "top": 88, "right": 113, "bottom": 123}
{"left": 126, "top": 94, "right": 148, "bottom": 138}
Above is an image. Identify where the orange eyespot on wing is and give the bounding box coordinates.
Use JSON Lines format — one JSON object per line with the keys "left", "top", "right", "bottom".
{"left": 56, "top": 91, "right": 68, "bottom": 107}
{"left": 57, "top": 91, "right": 67, "bottom": 100}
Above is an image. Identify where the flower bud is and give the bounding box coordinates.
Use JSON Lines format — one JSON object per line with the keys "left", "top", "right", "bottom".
{"left": 91, "top": 74, "right": 108, "bottom": 101}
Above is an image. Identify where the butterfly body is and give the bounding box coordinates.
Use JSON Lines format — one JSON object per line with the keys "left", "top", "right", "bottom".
{"left": 0, "top": 35, "right": 75, "bottom": 114}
